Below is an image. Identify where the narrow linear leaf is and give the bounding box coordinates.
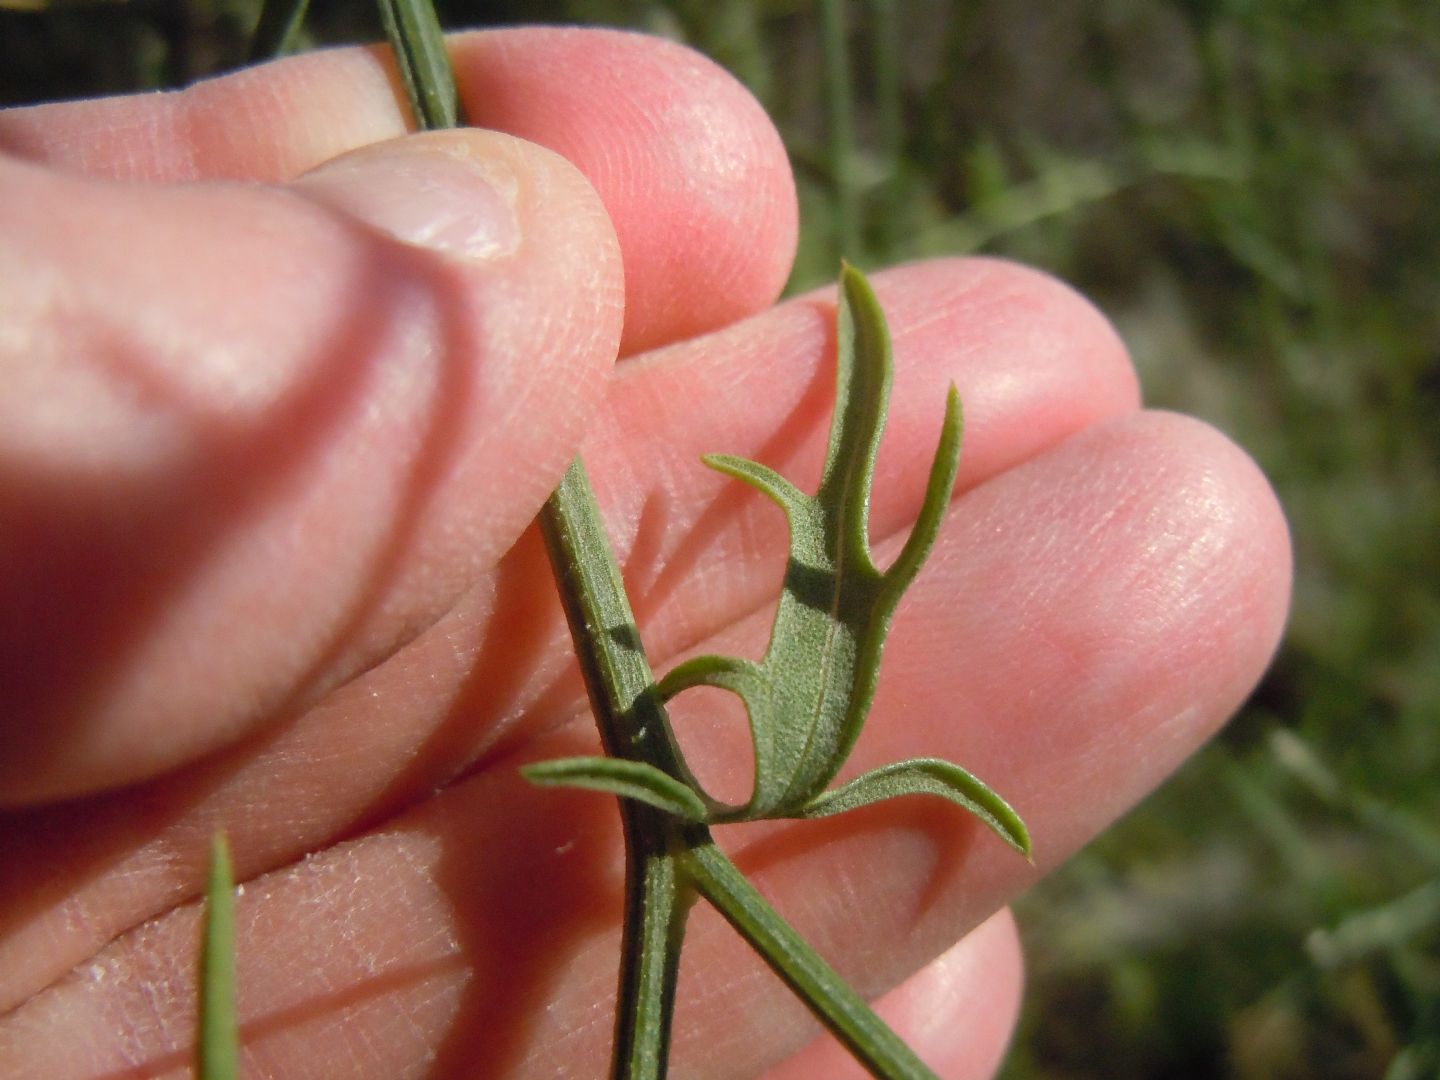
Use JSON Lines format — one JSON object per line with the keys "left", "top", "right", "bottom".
{"left": 882, "top": 385, "right": 962, "bottom": 594}
{"left": 682, "top": 841, "right": 939, "bottom": 1079}
{"left": 799, "top": 758, "right": 1032, "bottom": 858}
{"left": 376, "top": 0, "right": 464, "bottom": 131}
{"left": 197, "top": 831, "right": 238, "bottom": 1080}
{"left": 523, "top": 757, "right": 709, "bottom": 822}
{"left": 822, "top": 261, "right": 891, "bottom": 576}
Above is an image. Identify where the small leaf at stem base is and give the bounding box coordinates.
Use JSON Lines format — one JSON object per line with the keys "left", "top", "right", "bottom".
{"left": 523, "top": 757, "right": 709, "bottom": 821}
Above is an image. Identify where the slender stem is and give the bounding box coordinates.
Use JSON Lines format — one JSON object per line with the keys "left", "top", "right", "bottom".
{"left": 611, "top": 817, "right": 692, "bottom": 1079}
{"left": 819, "top": 0, "right": 861, "bottom": 260}
{"left": 870, "top": 0, "right": 903, "bottom": 182}
{"left": 197, "top": 832, "right": 238, "bottom": 1080}
{"left": 537, "top": 461, "right": 697, "bottom": 1077}
{"left": 248, "top": 0, "right": 310, "bottom": 62}
{"left": 535, "top": 461, "right": 694, "bottom": 782}
{"left": 868, "top": 0, "right": 905, "bottom": 251}
{"left": 376, "top": 10, "right": 941, "bottom": 1078}
{"left": 681, "top": 839, "right": 938, "bottom": 1080}
{"left": 365, "top": 5, "right": 696, "bottom": 1069}
{"left": 376, "top": 0, "right": 463, "bottom": 130}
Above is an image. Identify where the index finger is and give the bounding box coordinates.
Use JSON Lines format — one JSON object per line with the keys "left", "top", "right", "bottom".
{"left": 0, "top": 27, "right": 798, "bottom": 354}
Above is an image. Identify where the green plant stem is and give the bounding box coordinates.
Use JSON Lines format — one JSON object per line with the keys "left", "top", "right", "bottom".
{"left": 869, "top": 0, "right": 903, "bottom": 178}
{"left": 680, "top": 838, "right": 935, "bottom": 1078}
{"left": 537, "top": 461, "right": 938, "bottom": 1080}
{"left": 197, "top": 831, "right": 238, "bottom": 1080}
{"left": 819, "top": 0, "right": 861, "bottom": 260}
{"left": 536, "top": 460, "right": 695, "bottom": 1077}
{"left": 376, "top": 0, "right": 462, "bottom": 129}
{"left": 868, "top": 0, "right": 905, "bottom": 250}
{"left": 534, "top": 463, "right": 693, "bottom": 781}
{"left": 617, "top": 825, "right": 690, "bottom": 1077}
{"left": 377, "top": 8, "right": 942, "bottom": 1076}
{"left": 248, "top": 0, "right": 311, "bottom": 61}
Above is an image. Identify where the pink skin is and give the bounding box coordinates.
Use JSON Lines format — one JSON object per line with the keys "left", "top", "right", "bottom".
{"left": 0, "top": 27, "right": 1291, "bottom": 1079}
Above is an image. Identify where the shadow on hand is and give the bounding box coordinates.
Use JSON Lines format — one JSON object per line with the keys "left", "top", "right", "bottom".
{"left": 0, "top": 231, "right": 489, "bottom": 1001}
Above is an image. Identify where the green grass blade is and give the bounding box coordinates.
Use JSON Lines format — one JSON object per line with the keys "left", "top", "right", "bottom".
{"left": 818, "top": 0, "right": 860, "bottom": 259}
{"left": 197, "top": 831, "right": 238, "bottom": 1080}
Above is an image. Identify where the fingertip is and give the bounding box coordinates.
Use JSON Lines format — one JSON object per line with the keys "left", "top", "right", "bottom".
{"left": 896, "top": 407, "right": 1294, "bottom": 867}
{"left": 2, "top": 27, "right": 799, "bottom": 353}
{"left": 450, "top": 27, "right": 799, "bottom": 353}
{"left": 869, "top": 257, "right": 1141, "bottom": 474}
{"left": 918, "top": 908, "right": 1026, "bottom": 1079}
{"left": 1119, "top": 410, "right": 1294, "bottom": 678}
{"left": 291, "top": 126, "right": 627, "bottom": 565}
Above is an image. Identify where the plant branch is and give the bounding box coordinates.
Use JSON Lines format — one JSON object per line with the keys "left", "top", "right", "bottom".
{"left": 536, "top": 461, "right": 941, "bottom": 1080}
{"left": 535, "top": 461, "right": 697, "bottom": 1077}
{"left": 376, "top": 9, "right": 1018, "bottom": 1078}
{"left": 680, "top": 838, "right": 936, "bottom": 1079}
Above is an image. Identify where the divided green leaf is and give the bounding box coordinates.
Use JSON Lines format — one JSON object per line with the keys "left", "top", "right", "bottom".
{"left": 528, "top": 265, "right": 1029, "bottom": 862}
{"left": 656, "top": 265, "right": 1021, "bottom": 846}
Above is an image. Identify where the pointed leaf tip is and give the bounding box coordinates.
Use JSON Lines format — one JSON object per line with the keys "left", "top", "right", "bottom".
{"left": 883, "top": 382, "right": 963, "bottom": 593}
{"left": 702, "top": 454, "right": 810, "bottom": 515}
{"left": 798, "top": 758, "right": 1031, "bottom": 858}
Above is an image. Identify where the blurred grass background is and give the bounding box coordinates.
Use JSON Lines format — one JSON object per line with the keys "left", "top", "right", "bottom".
{"left": 3, "top": 1, "right": 1438, "bottom": 1076}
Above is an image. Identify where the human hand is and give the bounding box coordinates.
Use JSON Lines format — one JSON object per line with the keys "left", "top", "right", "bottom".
{"left": 0, "top": 27, "right": 1291, "bottom": 1078}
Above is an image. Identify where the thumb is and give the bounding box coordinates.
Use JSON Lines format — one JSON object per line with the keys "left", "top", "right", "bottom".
{"left": 0, "top": 131, "right": 622, "bottom": 805}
